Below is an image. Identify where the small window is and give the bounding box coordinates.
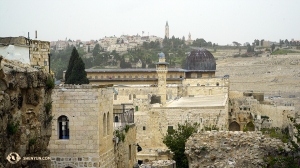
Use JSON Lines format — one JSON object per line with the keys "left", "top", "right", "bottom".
{"left": 216, "top": 82, "right": 219, "bottom": 86}
{"left": 118, "top": 76, "right": 120, "bottom": 78}
{"left": 170, "top": 75, "right": 173, "bottom": 78}
{"left": 58, "top": 115, "right": 69, "bottom": 139}
{"left": 135, "top": 76, "right": 138, "bottom": 79}
{"left": 124, "top": 75, "right": 126, "bottom": 78}
{"left": 143, "top": 126, "right": 146, "bottom": 130}
{"left": 147, "top": 75, "right": 149, "bottom": 79}
{"left": 114, "top": 94, "right": 117, "bottom": 100}
{"left": 239, "top": 107, "right": 242, "bottom": 110}
{"left": 200, "top": 118, "right": 202, "bottom": 123}
{"left": 133, "top": 94, "right": 136, "bottom": 99}
{"left": 129, "top": 94, "right": 132, "bottom": 100}
{"left": 129, "top": 75, "right": 132, "bottom": 79}
{"left": 153, "top": 75, "right": 155, "bottom": 79}
{"left": 114, "top": 116, "right": 119, "bottom": 122}
{"left": 141, "top": 75, "right": 144, "bottom": 79}
{"left": 101, "top": 76, "right": 103, "bottom": 79}
{"left": 135, "top": 106, "right": 138, "bottom": 111}
{"left": 129, "top": 145, "right": 132, "bottom": 160}
{"left": 95, "top": 76, "right": 98, "bottom": 79}
{"left": 243, "top": 107, "right": 246, "bottom": 111}
{"left": 168, "top": 126, "right": 173, "bottom": 130}
{"left": 44, "top": 61, "right": 48, "bottom": 66}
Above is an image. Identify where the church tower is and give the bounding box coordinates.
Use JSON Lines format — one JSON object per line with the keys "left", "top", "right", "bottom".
{"left": 156, "top": 52, "right": 169, "bottom": 105}
{"left": 165, "top": 21, "right": 169, "bottom": 38}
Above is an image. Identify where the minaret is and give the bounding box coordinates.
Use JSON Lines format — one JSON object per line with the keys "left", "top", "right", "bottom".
{"left": 156, "top": 52, "right": 169, "bottom": 105}
{"left": 165, "top": 21, "right": 169, "bottom": 39}
{"left": 188, "top": 32, "right": 191, "bottom": 41}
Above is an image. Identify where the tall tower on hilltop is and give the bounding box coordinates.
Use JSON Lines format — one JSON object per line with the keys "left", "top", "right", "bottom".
{"left": 188, "top": 32, "right": 191, "bottom": 41}
{"left": 165, "top": 21, "right": 169, "bottom": 38}
{"left": 156, "top": 52, "right": 169, "bottom": 105}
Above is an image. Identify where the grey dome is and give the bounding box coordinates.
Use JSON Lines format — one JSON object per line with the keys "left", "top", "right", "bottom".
{"left": 186, "top": 48, "right": 216, "bottom": 71}
{"left": 158, "top": 52, "right": 165, "bottom": 58}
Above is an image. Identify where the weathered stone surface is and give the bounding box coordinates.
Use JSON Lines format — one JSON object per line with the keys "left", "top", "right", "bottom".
{"left": 185, "top": 131, "right": 289, "bottom": 168}
{"left": 0, "top": 56, "right": 52, "bottom": 168}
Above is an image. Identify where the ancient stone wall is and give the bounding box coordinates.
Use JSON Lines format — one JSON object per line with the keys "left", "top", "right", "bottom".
{"left": 114, "top": 124, "right": 137, "bottom": 168}
{"left": 228, "top": 94, "right": 296, "bottom": 131}
{"left": 0, "top": 56, "right": 52, "bottom": 168}
{"left": 185, "top": 131, "right": 289, "bottom": 168}
{"left": 50, "top": 85, "right": 115, "bottom": 168}
{"left": 135, "top": 105, "right": 228, "bottom": 162}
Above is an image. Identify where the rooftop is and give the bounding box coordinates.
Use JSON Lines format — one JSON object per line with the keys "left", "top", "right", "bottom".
{"left": 167, "top": 94, "right": 227, "bottom": 107}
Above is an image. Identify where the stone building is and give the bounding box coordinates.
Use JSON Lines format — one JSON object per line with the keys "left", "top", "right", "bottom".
{"left": 107, "top": 49, "right": 230, "bottom": 162}
{"left": 49, "top": 84, "right": 137, "bottom": 168}
{"left": 228, "top": 91, "right": 296, "bottom": 131}
{"left": 0, "top": 36, "right": 50, "bottom": 73}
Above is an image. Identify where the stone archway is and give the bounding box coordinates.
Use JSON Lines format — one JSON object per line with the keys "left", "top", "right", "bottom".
{"left": 245, "top": 121, "right": 255, "bottom": 131}
{"left": 229, "top": 121, "right": 240, "bottom": 131}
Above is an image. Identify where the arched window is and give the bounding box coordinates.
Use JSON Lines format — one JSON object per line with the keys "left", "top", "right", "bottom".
{"left": 103, "top": 113, "right": 106, "bottom": 136}
{"left": 129, "top": 94, "right": 132, "bottom": 100}
{"left": 58, "top": 115, "right": 69, "bottom": 139}
{"left": 114, "top": 116, "right": 119, "bottom": 122}
{"left": 133, "top": 94, "right": 136, "bottom": 99}
{"left": 216, "top": 82, "right": 219, "bottom": 86}
{"left": 107, "top": 112, "right": 110, "bottom": 135}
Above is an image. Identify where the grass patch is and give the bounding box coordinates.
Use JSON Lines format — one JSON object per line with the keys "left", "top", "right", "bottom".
{"left": 272, "top": 49, "right": 300, "bottom": 55}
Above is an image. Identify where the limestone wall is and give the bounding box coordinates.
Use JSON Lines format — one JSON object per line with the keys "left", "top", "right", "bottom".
{"left": 50, "top": 85, "right": 115, "bottom": 168}
{"left": 185, "top": 131, "right": 289, "bottom": 168}
{"left": 135, "top": 105, "right": 228, "bottom": 162}
{"left": 228, "top": 95, "right": 296, "bottom": 131}
{"left": 114, "top": 124, "right": 137, "bottom": 168}
{"left": 259, "top": 104, "right": 295, "bottom": 128}
{"left": 0, "top": 56, "right": 52, "bottom": 168}
{"left": 182, "top": 77, "right": 229, "bottom": 87}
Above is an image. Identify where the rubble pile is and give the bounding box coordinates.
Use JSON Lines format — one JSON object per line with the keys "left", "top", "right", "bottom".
{"left": 185, "top": 131, "right": 289, "bottom": 168}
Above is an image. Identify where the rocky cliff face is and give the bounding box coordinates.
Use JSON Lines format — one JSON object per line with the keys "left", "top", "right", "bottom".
{"left": 185, "top": 131, "right": 290, "bottom": 168}
{"left": 0, "top": 57, "right": 53, "bottom": 168}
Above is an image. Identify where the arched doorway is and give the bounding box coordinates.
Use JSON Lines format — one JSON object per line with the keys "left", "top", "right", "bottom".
{"left": 245, "top": 121, "right": 255, "bottom": 131}
{"left": 229, "top": 121, "right": 240, "bottom": 131}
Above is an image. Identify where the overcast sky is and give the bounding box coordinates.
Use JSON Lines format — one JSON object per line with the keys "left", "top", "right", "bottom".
{"left": 1, "top": 0, "right": 299, "bottom": 45}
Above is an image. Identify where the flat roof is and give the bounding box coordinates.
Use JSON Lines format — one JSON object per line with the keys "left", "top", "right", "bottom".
{"left": 167, "top": 94, "right": 227, "bottom": 107}
{"left": 82, "top": 68, "right": 215, "bottom": 73}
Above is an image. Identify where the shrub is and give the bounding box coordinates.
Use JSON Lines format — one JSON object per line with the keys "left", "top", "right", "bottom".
{"left": 125, "top": 124, "right": 130, "bottom": 133}
{"left": 44, "top": 101, "right": 53, "bottom": 114}
{"left": 46, "top": 75, "right": 55, "bottom": 90}
{"left": 29, "top": 137, "right": 37, "bottom": 146}
{"left": 7, "top": 121, "right": 19, "bottom": 135}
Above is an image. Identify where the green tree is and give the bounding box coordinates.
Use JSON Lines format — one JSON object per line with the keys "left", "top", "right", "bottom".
{"left": 65, "top": 47, "right": 80, "bottom": 82}
{"left": 271, "top": 43, "right": 275, "bottom": 52}
{"left": 163, "top": 121, "right": 199, "bottom": 168}
{"left": 93, "top": 44, "right": 100, "bottom": 57}
{"left": 65, "top": 56, "right": 89, "bottom": 84}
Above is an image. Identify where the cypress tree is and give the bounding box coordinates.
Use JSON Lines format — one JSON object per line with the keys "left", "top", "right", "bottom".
{"left": 65, "top": 47, "right": 79, "bottom": 82}
{"left": 66, "top": 57, "right": 89, "bottom": 84}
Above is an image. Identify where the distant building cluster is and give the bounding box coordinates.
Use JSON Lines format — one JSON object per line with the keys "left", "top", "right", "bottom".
{"left": 50, "top": 35, "right": 164, "bottom": 54}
